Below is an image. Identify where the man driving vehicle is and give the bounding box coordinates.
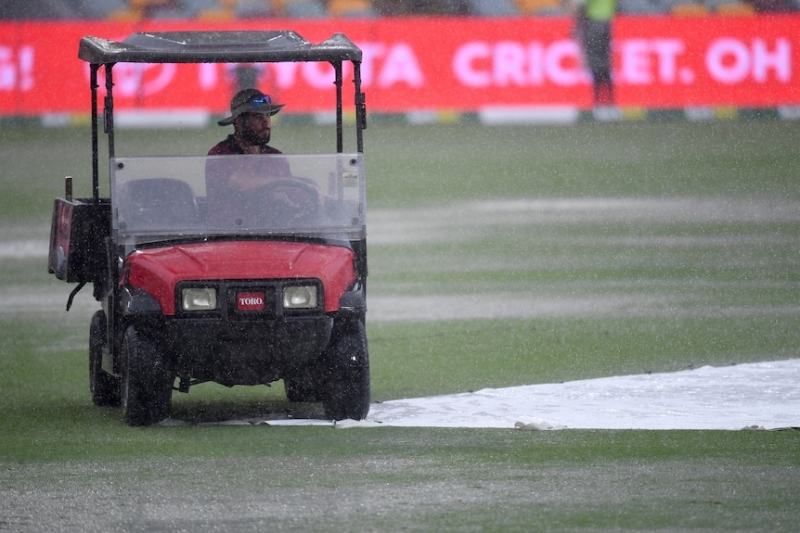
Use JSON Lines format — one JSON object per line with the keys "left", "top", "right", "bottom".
{"left": 206, "top": 89, "right": 319, "bottom": 227}
{"left": 210, "top": 89, "right": 284, "bottom": 154}
{"left": 208, "top": 88, "right": 289, "bottom": 181}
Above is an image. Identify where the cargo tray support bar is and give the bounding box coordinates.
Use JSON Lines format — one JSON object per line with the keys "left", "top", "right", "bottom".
{"left": 66, "top": 282, "right": 86, "bottom": 312}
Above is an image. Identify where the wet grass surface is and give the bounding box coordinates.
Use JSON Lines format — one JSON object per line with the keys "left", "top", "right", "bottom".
{"left": 1, "top": 120, "right": 799, "bottom": 530}
{"left": 2, "top": 428, "right": 799, "bottom": 532}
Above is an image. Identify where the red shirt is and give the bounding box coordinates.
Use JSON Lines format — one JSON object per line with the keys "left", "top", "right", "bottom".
{"left": 207, "top": 134, "right": 283, "bottom": 156}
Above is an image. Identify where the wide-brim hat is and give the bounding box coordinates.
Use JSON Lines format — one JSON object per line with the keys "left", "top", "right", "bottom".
{"left": 217, "top": 88, "right": 285, "bottom": 126}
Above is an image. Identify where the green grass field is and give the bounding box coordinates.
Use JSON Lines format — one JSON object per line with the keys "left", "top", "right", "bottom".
{"left": 1, "top": 119, "right": 799, "bottom": 531}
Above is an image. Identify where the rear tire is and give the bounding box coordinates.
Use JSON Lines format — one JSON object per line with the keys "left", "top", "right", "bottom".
{"left": 121, "top": 326, "right": 173, "bottom": 426}
{"left": 89, "top": 310, "right": 120, "bottom": 407}
{"left": 322, "top": 318, "right": 370, "bottom": 421}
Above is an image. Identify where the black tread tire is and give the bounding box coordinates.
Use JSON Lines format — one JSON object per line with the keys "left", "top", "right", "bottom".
{"left": 121, "top": 326, "right": 173, "bottom": 426}
{"left": 322, "top": 318, "right": 370, "bottom": 421}
{"left": 89, "top": 310, "right": 120, "bottom": 407}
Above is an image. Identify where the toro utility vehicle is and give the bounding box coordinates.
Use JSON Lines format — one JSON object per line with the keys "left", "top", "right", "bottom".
{"left": 48, "top": 31, "right": 369, "bottom": 426}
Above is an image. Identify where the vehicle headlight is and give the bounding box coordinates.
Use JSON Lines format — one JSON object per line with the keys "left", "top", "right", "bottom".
{"left": 283, "top": 285, "right": 317, "bottom": 309}
{"left": 182, "top": 287, "right": 218, "bottom": 311}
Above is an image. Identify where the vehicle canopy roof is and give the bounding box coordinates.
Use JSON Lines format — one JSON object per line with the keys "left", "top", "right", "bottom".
{"left": 78, "top": 30, "right": 362, "bottom": 65}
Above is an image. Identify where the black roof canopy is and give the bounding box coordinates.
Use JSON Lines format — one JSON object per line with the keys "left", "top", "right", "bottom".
{"left": 78, "top": 30, "right": 362, "bottom": 65}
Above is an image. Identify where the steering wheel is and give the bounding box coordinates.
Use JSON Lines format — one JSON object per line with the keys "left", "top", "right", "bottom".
{"left": 245, "top": 179, "right": 320, "bottom": 227}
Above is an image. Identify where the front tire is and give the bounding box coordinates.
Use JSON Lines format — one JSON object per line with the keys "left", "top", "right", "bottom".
{"left": 89, "top": 310, "right": 120, "bottom": 407}
{"left": 322, "top": 318, "right": 370, "bottom": 421}
{"left": 121, "top": 326, "right": 173, "bottom": 426}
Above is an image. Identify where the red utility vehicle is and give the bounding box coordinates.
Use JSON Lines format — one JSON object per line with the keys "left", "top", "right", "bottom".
{"left": 48, "top": 31, "right": 370, "bottom": 426}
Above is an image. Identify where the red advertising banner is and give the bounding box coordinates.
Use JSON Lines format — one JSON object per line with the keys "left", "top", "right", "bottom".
{"left": 1, "top": 16, "right": 798, "bottom": 115}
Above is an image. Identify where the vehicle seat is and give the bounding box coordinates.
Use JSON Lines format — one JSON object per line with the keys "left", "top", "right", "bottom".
{"left": 117, "top": 178, "right": 199, "bottom": 230}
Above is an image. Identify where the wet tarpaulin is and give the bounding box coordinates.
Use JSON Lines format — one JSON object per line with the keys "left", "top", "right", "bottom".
{"left": 361, "top": 359, "right": 800, "bottom": 430}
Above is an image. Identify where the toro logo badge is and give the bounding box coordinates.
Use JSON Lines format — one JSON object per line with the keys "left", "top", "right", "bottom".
{"left": 237, "top": 292, "right": 265, "bottom": 312}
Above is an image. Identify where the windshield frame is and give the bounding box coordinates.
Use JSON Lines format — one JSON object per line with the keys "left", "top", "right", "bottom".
{"left": 110, "top": 153, "right": 366, "bottom": 247}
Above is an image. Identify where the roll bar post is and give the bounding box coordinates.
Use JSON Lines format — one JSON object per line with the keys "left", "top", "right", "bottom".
{"left": 90, "top": 64, "right": 100, "bottom": 203}
{"left": 89, "top": 62, "right": 116, "bottom": 203}
{"left": 354, "top": 60, "right": 365, "bottom": 154}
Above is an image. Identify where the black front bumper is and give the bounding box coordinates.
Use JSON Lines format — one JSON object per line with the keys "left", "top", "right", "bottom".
{"left": 160, "top": 314, "right": 333, "bottom": 387}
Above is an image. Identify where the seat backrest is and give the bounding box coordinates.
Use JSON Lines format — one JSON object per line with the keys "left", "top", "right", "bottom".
{"left": 117, "top": 178, "right": 199, "bottom": 230}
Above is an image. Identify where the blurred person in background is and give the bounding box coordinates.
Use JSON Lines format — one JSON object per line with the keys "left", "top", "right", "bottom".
{"left": 571, "top": 0, "right": 616, "bottom": 107}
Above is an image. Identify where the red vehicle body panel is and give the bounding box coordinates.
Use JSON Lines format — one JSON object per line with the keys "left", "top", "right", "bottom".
{"left": 123, "top": 241, "right": 356, "bottom": 315}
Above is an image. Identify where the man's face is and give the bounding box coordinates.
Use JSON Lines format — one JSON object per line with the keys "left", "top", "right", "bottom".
{"left": 237, "top": 112, "right": 271, "bottom": 146}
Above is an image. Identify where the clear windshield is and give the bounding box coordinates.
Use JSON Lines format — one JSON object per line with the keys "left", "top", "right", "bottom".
{"left": 110, "top": 154, "right": 365, "bottom": 245}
